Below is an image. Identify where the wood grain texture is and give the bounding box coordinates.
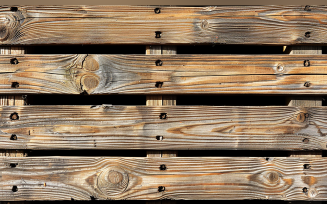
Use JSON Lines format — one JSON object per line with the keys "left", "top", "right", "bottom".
{"left": 1, "top": 54, "right": 327, "bottom": 94}
{"left": 1, "top": 6, "right": 327, "bottom": 45}
{"left": 0, "top": 105, "right": 327, "bottom": 150}
{"left": 0, "top": 157, "right": 326, "bottom": 200}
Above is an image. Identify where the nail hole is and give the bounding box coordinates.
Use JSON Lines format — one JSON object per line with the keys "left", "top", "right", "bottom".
{"left": 90, "top": 196, "right": 96, "bottom": 200}
{"left": 10, "top": 163, "right": 17, "bottom": 168}
{"left": 305, "top": 32, "right": 311, "bottom": 38}
{"left": 304, "top": 5, "right": 311, "bottom": 11}
{"left": 10, "top": 7, "right": 18, "bottom": 12}
{"left": 156, "top": 136, "right": 163, "bottom": 141}
{"left": 303, "top": 164, "right": 311, "bottom": 169}
{"left": 265, "top": 157, "right": 270, "bottom": 161}
{"left": 10, "top": 112, "right": 19, "bottom": 120}
{"left": 154, "top": 8, "right": 161, "bottom": 14}
{"left": 156, "top": 60, "right": 163, "bottom": 66}
{"left": 304, "top": 81, "right": 311, "bottom": 87}
{"left": 159, "top": 164, "right": 167, "bottom": 170}
{"left": 303, "top": 138, "right": 309, "bottom": 144}
{"left": 158, "top": 186, "right": 165, "bottom": 192}
{"left": 12, "top": 186, "right": 18, "bottom": 192}
{"left": 11, "top": 82, "right": 19, "bottom": 88}
{"left": 159, "top": 113, "right": 167, "bottom": 119}
{"left": 304, "top": 60, "right": 310, "bottom": 67}
{"left": 10, "top": 134, "right": 17, "bottom": 140}
{"left": 155, "top": 31, "right": 162, "bottom": 38}
{"left": 10, "top": 58, "right": 19, "bottom": 65}
{"left": 303, "top": 187, "right": 308, "bottom": 193}
{"left": 155, "top": 82, "right": 163, "bottom": 88}
{"left": 71, "top": 198, "right": 75, "bottom": 201}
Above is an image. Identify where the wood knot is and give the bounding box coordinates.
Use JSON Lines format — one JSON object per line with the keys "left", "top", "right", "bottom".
{"left": 81, "top": 75, "right": 99, "bottom": 94}
{"left": 201, "top": 20, "right": 209, "bottom": 30}
{"left": 83, "top": 56, "right": 99, "bottom": 71}
{"left": 266, "top": 171, "right": 280, "bottom": 184}
{"left": 296, "top": 112, "right": 309, "bottom": 123}
{"left": 108, "top": 170, "right": 123, "bottom": 184}
{"left": 96, "top": 166, "right": 129, "bottom": 198}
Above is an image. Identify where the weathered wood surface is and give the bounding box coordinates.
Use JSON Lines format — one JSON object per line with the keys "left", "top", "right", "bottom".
{"left": 0, "top": 157, "right": 326, "bottom": 200}
{"left": 1, "top": 54, "right": 327, "bottom": 94}
{"left": 1, "top": 105, "right": 327, "bottom": 150}
{"left": 1, "top": 6, "right": 327, "bottom": 45}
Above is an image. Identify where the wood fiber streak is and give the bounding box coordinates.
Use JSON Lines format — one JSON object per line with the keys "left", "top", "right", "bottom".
{"left": 0, "top": 157, "right": 326, "bottom": 200}
{"left": 0, "top": 6, "right": 327, "bottom": 45}
{"left": 1, "top": 105, "right": 327, "bottom": 150}
{"left": 0, "top": 54, "right": 327, "bottom": 94}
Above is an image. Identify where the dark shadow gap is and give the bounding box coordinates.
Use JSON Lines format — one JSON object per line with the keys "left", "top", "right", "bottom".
{"left": 176, "top": 45, "right": 284, "bottom": 54}
{"left": 24, "top": 95, "right": 327, "bottom": 106}
{"left": 19, "top": 150, "right": 326, "bottom": 157}
{"left": 26, "top": 95, "right": 146, "bottom": 105}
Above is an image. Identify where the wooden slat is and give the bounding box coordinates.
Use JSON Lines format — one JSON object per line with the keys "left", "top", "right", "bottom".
{"left": 1, "top": 54, "right": 327, "bottom": 94}
{"left": 1, "top": 6, "right": 327, "bottom": 45}
{"left": 0, "top": 156, "right": 326, "bottom": 200}
{"left": 0, "top": 105, "right": 327, "bottom": 150}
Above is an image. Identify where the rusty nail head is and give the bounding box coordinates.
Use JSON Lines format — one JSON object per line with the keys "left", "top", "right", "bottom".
{"left": 10, "top": 112, "right": 19, "bottom": 120}
{"left": 10, "top": 134, "right": 17, "bottom": 140}
{"left": 160, "top": 113, "right": 167, "bottom": 119}
{"left": 154, "top": 8, "right": 161, "bottom": 14}
{"left": 10, "top": 58, "right": 19, "bottom": 65}
{"left": 155, "top": 31, "right": 162, "bottom": 38}
{"left": 158, "top": 186, "right": 165, "bottom": 192}
{"left": 303, "top": 164, "right": 311, "bottom": 169}
{"left": 304, "top": 5, "right": 311, "bottom": 11}
{"left": 303, "top": 138, "right": 309, "bottom": 143}
{"left": 305, "top": 32, "right": 311, "bottom": 38}
{"left": 303, "top": 187, "right": 308, "bottom": 193}
{"left": 160, "top": 164, "right": 167, "bottom": 170}
{"left": 304, "top": 60, "right": 310, "bottom": 67}
{"left": 156, "top": 60, "right": 163, "bottom": 66}
{"left": 304, "top": 82, "right": 311, "bottom": 87}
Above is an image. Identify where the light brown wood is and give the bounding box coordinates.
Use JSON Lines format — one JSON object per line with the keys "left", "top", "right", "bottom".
{"left": 0, "top": 105, "right": 326, "bottom": 150}
{"left": 287, "top": 46, "right": 323, "bottom": 157}
{"left": 0, "top": 156, "right": 326, "bottom": 200}
{"left": 1, "top": 54, "right": 327, "bottom": 95}
{"left": 1, "top": 6, "right": 327, "bottom": 45}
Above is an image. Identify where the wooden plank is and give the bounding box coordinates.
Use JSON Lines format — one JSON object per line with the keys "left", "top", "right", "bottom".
{"left": 0, "top": 105, "right": 327, "bottom": 150}
{"left": 1, "top": 6, "right": 327, "bottom": 45}
{"left": 1, "top": 54, "right": 327, "bottom": 94}
{"left": 0, "top": 156, "right": 326, "bottom": 200}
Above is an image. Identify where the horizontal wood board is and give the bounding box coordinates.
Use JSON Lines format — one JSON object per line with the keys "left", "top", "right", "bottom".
{"left": 0, "top": 157, "right": 325, "bottom": 200}
{"left": 1, "top": 54, "right": 327, "bottom": 94}
{"left": 1, "top": 6, "right": 327, "bottom": 45}
{"left": 1, "top": 105, "right": 327, "bottom": 150}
